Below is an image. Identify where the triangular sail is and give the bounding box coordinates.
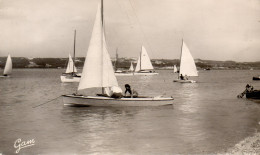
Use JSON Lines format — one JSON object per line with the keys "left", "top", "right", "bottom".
{"left": 3, "top": 54, "right": 12, "bottom": 75}
{"left": 173, "top": 65, "right": 178, "bottom": 73}
{"left": 135, "top": 46, "right": 154, "bottom": 72}
{"left": 78, "top": 3, "right": 118, "bottom": 92}
{"left": 179, "top": 41, "right": 198, "bottom": 76}
{"left": 129, "top": 62, "right": 134, "bottom": 71}
{"left": 65, "top": 54, "right": 77, "bottom": 73}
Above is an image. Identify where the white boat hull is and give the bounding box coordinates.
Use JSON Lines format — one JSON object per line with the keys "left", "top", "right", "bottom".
{"left": 133, "top": 72, "right": 158, "bottom": 76}
{"left": 60, "top": 75, "right": 81, "bottom": 82}
{"left": 62, "top": 95, "right": 173, "bottom": 107}
{"left": 115, "top": 72, "right": 135, "bottom": 76}
{"left": 114, "top": 72, "right": 158, "bottom": 76}
{"left": 173, "top": 79, "right": 196, "bottom": 83}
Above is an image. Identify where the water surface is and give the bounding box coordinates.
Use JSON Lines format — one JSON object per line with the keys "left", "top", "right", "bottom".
{"left": 0, "top": 69, "right": 259, "bottom": 154}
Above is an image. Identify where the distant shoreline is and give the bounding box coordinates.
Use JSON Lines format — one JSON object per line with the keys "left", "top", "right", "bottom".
{"left": 0, "top": 57, "right": 260, "bottom": 70}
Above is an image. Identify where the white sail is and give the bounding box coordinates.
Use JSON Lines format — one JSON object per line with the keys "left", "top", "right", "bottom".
{"left": 129, "top": 62, "right": 134, "bottom": 71}
{"left": 179, "top": 41, "right": 198, "bottom": 76}
{"left": 173, "top": 65, "right": 178, "bottom": 73}
{"left": 135, "top": 46, "right": 154, "bottom": 72}
{"left": 3, "top": 54, "right": 12, "bottom": 75}
{"left": 65, "top": 54, "right": 77, "bottom": 73}
{"left": 78, "top": 4, "right": 118, "bottom": 92}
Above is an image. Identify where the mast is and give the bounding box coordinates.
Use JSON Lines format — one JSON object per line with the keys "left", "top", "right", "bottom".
{"left": 178, "top": 39, "right": 183, "bottom": 79}
{"left": 115, "top": 48, "right": 118, "bottom": 71}
{"left": 73, "top": 30, "right": 76, "bottom": 74}
{"left": 101, "top": 0, "right": 104, "bottom": 94}
{"left": 140, "top": 47, "right": 142, "bottom": 71}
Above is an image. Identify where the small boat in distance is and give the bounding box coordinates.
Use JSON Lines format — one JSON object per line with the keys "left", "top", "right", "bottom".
{"left": 129, "top": 61, "right": 134, "bottom": 72}
{"left": 0, "top": 54, "right": 12, "bottom": 78}
{"left": 173, "top": 65, "right": 178, "bottom": 73}
{"left": 237, "top": 84, "right": 260, "bottom": 99}
{"left": 114, "top": 49, "right": 134, "bottom": 76}
{"left": 204, "top": 67, "right": 211, "bottom": 71}
{"left": 60, "top": 30, "right": 81, "bottom": 82}
{"left": 134, "top": 46, "right": 158, "bottom": 76}
{"left": 173, "top": 40, "right": 198, "bottom": 83}
{"left": 253, "top": 76, "right": 260, "bottom": 80}
{"left": 62, "top": 0, "right": 173, "bottom": 107}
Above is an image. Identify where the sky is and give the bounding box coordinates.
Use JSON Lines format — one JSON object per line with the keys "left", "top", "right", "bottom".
{"left": 0, "top": 0, "right": 259, "bottom": 61}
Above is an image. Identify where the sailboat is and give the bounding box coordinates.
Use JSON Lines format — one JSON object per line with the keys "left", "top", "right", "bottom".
{"left": 173, "top": 65, "right": 178, "bottom": 73}
{"left": 129, "top": 61, "right": 134, "bottom": 72}
{"left": 173, "top": 40, "right": 198, "bottom": 83}
{"left": 60, "top": 30, "right": 81, "bottom": 82}
{"left": 62, "top": 1, "right": 173, "bottom": 106}
{"left": 134, "top": 46, "right": 158, "bottom": 75}
{"left": 114, "top": 50, "right": 135, "bottom": 76}
{"left": 0, "top": 54, "right": 12, "bottom": 77}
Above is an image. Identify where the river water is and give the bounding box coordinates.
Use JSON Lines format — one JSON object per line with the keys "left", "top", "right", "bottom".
{"left": 0, "top": 69, "right": 259, "bottom": 154}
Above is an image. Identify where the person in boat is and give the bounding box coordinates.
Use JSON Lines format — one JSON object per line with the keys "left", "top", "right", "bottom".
{"left": 180, "top": 74, "right": 184, "bottom": 80}
{"left": 124, "top": 84, "right": 138, "bottom": 98}
{"left": 125, "top": 84, "right": 132, "bottom": 96}
{"left": 245, "top": 84, "right": 254, "bottom": 92}
{"left": 132, "top": 89, "right": 138, "bottom": 98}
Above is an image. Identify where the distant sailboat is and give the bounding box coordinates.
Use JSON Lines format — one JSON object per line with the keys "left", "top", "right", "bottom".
{"left": 1, "top": 54, "right": 12, "bottom": 77}
{"left": 114, "top": 49, "right": 135, "bottom": 76}
{"left": 173, "top": 40, "right": 198, "bottom": 83}
{"left": 173, "top": 65, "right": 178, "bottom": 73}
{"left": 60, "top": 30, "right": 81, "bottom": 82}
{"left": 134, "top": 46, "right": 158, "bottom": 75}
{"left": 62, "top": 0, "right": 173, "bottom": 106}
{"left": 129, "top": 61, "right": 134, "bottom": 72}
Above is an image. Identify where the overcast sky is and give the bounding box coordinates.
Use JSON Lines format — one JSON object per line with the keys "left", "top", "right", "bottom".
{"left": 0, "top": 0, "right": 259, "bottom": 61}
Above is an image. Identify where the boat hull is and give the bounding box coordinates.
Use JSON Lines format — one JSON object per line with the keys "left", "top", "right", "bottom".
{"left": 173, "top": 79, "right": 196, "bottom": 83}
{"left": 253, "top": 76, "right": 260, "bottom": 80}
{"left": 62, "top": 95, "right": 173, "bottom": 107}
{"left": 115, "top": 72, "right": 158, "bottom": 76}
{"left": 115, "top": 72, "right": 135, "bottom": 76}
{"left": 0, "top": 75, "right": 10, "bottom": 78}
{"left": 133, "top": 72, "right": 158, "bottom": 76}
{"left": 60, "top": 75, "right": 81, "bottom": 82}
{"left": 246, "top": 90, "right": 260, "bottom": 99}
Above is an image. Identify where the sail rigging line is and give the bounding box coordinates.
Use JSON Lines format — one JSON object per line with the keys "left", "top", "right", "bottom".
{"left": 128, "top": 0, "right": 155, "bottom": 58}
{"left": 32, "top": 96, "right": 61, "bottom": 108}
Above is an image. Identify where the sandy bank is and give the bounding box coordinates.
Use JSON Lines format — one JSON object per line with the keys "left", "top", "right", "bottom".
{"left": 219, "top": 132, "right": 260, "bottom": 155}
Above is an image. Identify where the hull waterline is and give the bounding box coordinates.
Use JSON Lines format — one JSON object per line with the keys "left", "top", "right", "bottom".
{"left": 133, "top": 72, "right": 158, "bottom": 76}
{"left": 115, "top": 72, "right": 158, "bottom": 76}
{"left": 62, "top": 95, "right": 174, "bottom": 107}
{"left": 115, "top": 72, "right": 134, "bottom": 76}
{"left": 173, "top": 79, "right": 196, "bottom": 83}
{"left": 60, "top": 75, "right": 81, "bottom": 82}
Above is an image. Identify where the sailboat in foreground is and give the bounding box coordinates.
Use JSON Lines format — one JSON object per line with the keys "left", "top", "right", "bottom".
{"left": 134, "top": 46, "right": 158, "bottom": 75}
{"left": 60, "top": 30, "right": 81, "bottom": 82}
{"left": 0, "top": 54, "right": 12, "bottom": 78}
{"left": 62, "top": 1, "right": 173, "bottom": 106}
{"left": 173, "top": 40, "right": 198, "bottom": 83}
